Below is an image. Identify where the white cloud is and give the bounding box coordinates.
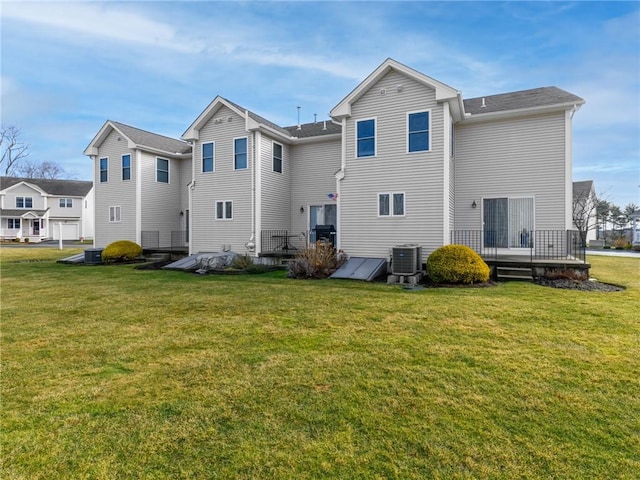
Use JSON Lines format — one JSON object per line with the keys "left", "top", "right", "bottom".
{"left": 1, "top": 1, "right": 205, "bottom": 53}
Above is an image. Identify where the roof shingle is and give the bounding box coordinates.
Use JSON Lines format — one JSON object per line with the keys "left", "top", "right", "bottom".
{"left": 464, "top": 87, "right": 584, "bottom": 115}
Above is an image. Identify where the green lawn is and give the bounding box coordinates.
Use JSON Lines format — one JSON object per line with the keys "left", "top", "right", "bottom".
{"left": 1, "top": 248, "right": 639, "bottom": 479}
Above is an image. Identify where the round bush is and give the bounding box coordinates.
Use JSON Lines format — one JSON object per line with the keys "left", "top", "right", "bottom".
{"left": 101, "top": 240, "right": 142, "bottom": 264}
{"left": 426, "top": 245, "right": 490, "bottom": 284}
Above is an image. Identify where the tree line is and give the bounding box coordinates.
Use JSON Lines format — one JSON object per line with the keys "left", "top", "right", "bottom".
{"left": 1, "top": 125, "right": 69, "bottom": 179}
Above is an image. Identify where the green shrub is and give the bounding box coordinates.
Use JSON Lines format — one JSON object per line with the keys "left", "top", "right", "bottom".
{"left": 288, "top": 242, "right": 347, "bottom": 279}
{"left": 101, "top": 240, "right": 143, "bottom": 264}
{"left": 426, "top": 244, "right": 490, "bottom": 284}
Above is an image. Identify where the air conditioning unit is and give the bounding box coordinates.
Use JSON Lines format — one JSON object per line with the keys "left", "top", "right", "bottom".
{"left": 391, "top": 244, "right": 422, "bottom": 275}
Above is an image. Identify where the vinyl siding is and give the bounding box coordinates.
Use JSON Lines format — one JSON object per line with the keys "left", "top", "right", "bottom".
{"left": 94, "top": 129, "right": 137, "bottom": 247}
{"left": 260, "top": 134, "right": 290, "bottom": 232}
{"left": 454, "top": 112, "right": 567, "bottom": 231}
{"left": 191, "top": 106, "right": 252, "bottom": 253}
{"left": 341, "top": 70, "right": 446, "bottom": 258}
{"left": 140, "top": 152, "right": 186, "bottom": 247}
{"left": 290, "top": 138, "right": 341, "bottom": 240}
{"left": 4, "top": 184, "right": 45, "bottom": 210}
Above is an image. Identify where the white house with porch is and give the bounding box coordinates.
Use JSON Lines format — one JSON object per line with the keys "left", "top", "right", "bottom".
{"left": 0, "top": 177, "right": 94, "bottom": 242}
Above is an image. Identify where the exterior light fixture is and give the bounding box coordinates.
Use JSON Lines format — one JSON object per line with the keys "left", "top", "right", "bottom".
{"left": 300, "top": 206, "right": 305, "bottom": 214}
{"left": 472, "top": 200, "right": 477, "bottom": 209}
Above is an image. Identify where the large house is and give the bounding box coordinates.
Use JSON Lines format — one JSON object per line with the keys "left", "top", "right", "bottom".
{"left": 84, "top": 58, "right": 584, "bottom": 265}
{"left": 0, "top": 176, "right": 94, "bottom": 242}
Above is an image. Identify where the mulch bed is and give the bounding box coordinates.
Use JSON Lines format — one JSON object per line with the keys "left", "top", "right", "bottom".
{"left": 534, "top": 278, "right": 624, "bottom": 292}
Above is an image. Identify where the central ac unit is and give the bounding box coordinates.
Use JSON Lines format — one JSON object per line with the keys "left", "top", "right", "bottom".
{"left": 391, "top": 244, "right": 422, "bottom": 275}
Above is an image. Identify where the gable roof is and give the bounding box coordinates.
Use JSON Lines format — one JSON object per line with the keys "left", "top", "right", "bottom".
{"left": 0, "top": 176, "right": 93, "bottom": 197}
{"left": 573, "top": 180, "right": 595, "bottom": 201}
{"left": 464, "top": 87, "right": 585, "bottom": 118}
{"left": 182, "top": 96, "right": 293, "bottom": 142}
{"left": 331, "top": 58, "right": 465, "bottom": 121}
{"left": 84, "top": 120, "right": 191, "bottom": 157}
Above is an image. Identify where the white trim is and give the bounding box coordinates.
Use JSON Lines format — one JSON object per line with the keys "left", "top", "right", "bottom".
{"left": 254, "top": 131, "right": 261, "bottom": 253}
{"left": 272, "top": 141, "right": 283, "bottom": 174}
{"left": 564, "top": 110, "right": 573, "bottom": 229}
{"left": 355, "top": 117, "right": 377, "bottom": 158}
{"left": 406, "top": 109, "right": 431, "bottom": 154}
{"left": 233, "top": 136, "right": 248, "bottom": 170}
{"left": 108, "top": 205, "right": 122, "bottom": 223}
{"left": 99, "top": 157, "right": 109, "bottom": 183}
{"left": 135, "top": 150, "right": 142, "bottom": 245}
{"left": 215, "top": 200, "right": 233, "bottom": 220}
{"left": 202, "top": 141, "right": 215, "bottom": 173}
{"left": 377, "top": 192, "right": 406, "bottom": 217}
{"left": 156, "top": 157, "right": 170, "bottom": 184}
{"left": 121, "top": 153, "right": 132, "bottom": 181}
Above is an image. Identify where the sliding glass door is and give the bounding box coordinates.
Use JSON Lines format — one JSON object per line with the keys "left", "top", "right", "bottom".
{"left": 483, "top": 197, "right": 534, "bottom": 248}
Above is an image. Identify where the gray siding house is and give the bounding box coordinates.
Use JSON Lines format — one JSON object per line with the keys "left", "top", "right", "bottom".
{"left": 85, "top": 58, "right": 584, "bottom": 263}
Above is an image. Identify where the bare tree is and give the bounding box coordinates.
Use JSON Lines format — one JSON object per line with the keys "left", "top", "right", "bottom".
{"left": 572, "top": 181, "right": 599, "bottom": 246}
{"left": 1, "top": 125, "right": 30, "bottom": 175}
{"left": 15, "top": 159, "right": 68, "bottom": 180}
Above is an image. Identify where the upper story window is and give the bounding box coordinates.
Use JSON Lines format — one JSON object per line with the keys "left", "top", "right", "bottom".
{"left": 378, "top": 192, "right": 405, "bottom": 217}
{"left": 16, "top": 197, "right": 33, "bottom": 209}
{"left": 109, "top": 205, "right": 121, "bottom": 223}
{"left": 59, "top": 198, "right": 73, "bottom": 208}
{"left": 234, "top": 137, "right": 248, "bottom": 170}
{"left": 122, "top": 154, "right": 131, "bottom": 181}
{"left": 156, "top": 158, "right": 169, "bottom": 183}
{"left": 99, "top": 157, "right": 108, "bottom": 183}
{"left": 202, "top": 142, "right": 215, "bottom": 173}
{"left": 273, "top": 142, "right": 283, "bottom": 173}
{"left": 215, "top": 200, "right": 233, "bottom": 220}
{"left": 408, "top": 111, "right": 430, "bottom": 152}
{"left": 357, "top": 118, "right": 376, "bottom": 157}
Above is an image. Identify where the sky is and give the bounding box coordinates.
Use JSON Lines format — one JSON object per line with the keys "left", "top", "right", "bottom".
{"left": 1, "top": 1, "right": 639, "bottom": 208}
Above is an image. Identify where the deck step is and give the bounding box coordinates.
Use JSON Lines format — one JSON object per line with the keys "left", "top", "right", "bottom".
{"left": 496, "top": 266, "right": 533, "bottom": 281}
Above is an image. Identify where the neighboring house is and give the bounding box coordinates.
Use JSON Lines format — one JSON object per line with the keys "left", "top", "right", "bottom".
{"left": 572, "top": 180, "right": 597, "bottom": 245}
{"left": 85, "top": 58, "right": 584, "bottom": 263}
{"left": 631, "top": 210, "right": 640, "bottom": 246}
{"left": 0, "top": 176, "right": 94, "bottom": 242}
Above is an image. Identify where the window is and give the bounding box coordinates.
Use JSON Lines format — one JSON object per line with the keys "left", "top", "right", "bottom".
{"left": 156, "top": 158, "right": 169, "bottom": 183}
{"left": 216, "top": 200, "right": 233, "bottom": 220}
{"left": 109, "top": 206, "right": 121, "bottom": 223}
{"left": 122, "top": 154, "right": 131, "bottom": 181}
{"left": 16, "top": 197, "right": 33, "bottom": 209}
{"left": 8, "top": 218, "right": 20, "bottom": 229}
{"left": 202, "top": 142, "right": 214, "bottom": 172}
{"left": 356, "top": 119, "right": 376, "bottom": 157}
{"left": 100, "top": 157, "right": 108, "bottom": 183}
{"left": 59, "top": 198, "right": 73, "bottom": 208}
{"left": 378, "top": 192, "right": 405, "bottom": 217}
{"left": 408, "top": 111, "right": 430, "bottom": 152}
{"left": 273, "top": 142, "right": 283, "bottom": 173}
{"left": 234, "top": 137, "right": 247, "bottom": 170}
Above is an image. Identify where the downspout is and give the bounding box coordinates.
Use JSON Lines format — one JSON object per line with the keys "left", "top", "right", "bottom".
{"left": 135, "top": 149, "right": 142, "bottom": 245}
{"left": 245, "top": 110, "right": 257, "bottom": 254}
{"left": 187, "top": 140, "right": 195, "bottom": 255}
{"left": 335, "top": 117, "right": 347, "bottom": 250}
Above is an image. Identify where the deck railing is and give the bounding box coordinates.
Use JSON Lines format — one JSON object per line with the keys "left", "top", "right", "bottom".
{"left": 260, "top": 229, "right": 337, "bottom": 255}
{"left": 141, "top": 230, "right": 188, "bottom": 251}
{"left": 451, "top": 230, "right": 586, "bottom": 262}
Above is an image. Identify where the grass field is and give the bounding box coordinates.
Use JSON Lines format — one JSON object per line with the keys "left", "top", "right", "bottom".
{"left": 1, "top": 248, "right": 639, "bottom": 479}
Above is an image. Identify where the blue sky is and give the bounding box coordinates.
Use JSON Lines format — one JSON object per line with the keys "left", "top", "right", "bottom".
{"left": 2, "top": 1, "right": 639, "bottom": 207}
